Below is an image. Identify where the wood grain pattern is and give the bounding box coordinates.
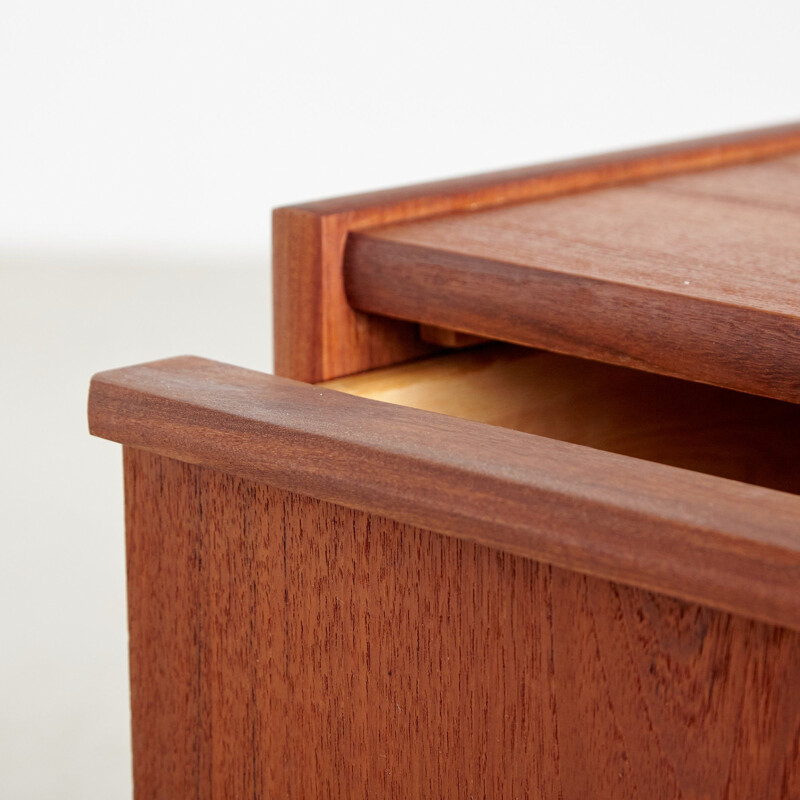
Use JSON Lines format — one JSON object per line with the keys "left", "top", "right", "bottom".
{"left": 272, "top": 206, "right": 435, "bottom": 383}
{"left": 124, "top": 447, "right": 800, "bottom": 798}
{"left": 124, "top": 448, "right": 209, "bottom": 797}
{"left": 345, "top": 150, "right": 800, "bottom": 403}
{"left": 89, "top": 355, "right": 800, "bottom": 630}
{"left": 322, "top": 343, "right": 800, "bottom": 494}
{"left": 273, "top": 121, "right": 800, "bottom": 383}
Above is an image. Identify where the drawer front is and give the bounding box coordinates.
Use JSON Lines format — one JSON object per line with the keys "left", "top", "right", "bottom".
{"left": 123, "top": 446, "right": 800, "bottom": 799}
{"left": 89, "top": 355, "right": 800, "bottom": 797}
{"left": 89, "top": 354, "right": 800, "bottom": 631}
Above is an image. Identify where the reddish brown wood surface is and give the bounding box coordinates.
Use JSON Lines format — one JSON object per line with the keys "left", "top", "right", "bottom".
{"left": 272, "top": 206, "right": 435, "bottom": 383}
{"left": 273, "top": 121, "right": 800, "bottom": 383}
{"left": 89, "top": 355, "right": 800, "bottom": 630}
{"left": 345, "top": 150, "right": 800, "bottom": 404}
{"left": 125, "top": 447, "right": 800, "bottom": 798}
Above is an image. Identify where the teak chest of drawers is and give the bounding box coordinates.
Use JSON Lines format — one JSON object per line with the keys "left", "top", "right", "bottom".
{"left": 90, "top": 123, "right": 800, "bottom": 798}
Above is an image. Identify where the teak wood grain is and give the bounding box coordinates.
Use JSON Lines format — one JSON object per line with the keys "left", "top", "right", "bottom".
{"left": 345, "top": 150, "right": 800, "bottom": 403}
{"left": 89, "top": 355, "right": 800, "bottom": 631}
{"left": 124, "top": 447, "right": 800, "bottom": 798}
{"left": 273, "top": 121, "right": 800, "bottom": 383}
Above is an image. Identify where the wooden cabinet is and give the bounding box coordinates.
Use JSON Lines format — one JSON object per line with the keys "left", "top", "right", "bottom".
{"left": 90, "top": 122, "right": 800, "bottom": 798}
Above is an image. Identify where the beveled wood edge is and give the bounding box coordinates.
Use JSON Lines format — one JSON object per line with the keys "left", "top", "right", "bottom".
{"left": 89, "top": 355, "right": 800, "bottom": 631}
{"left": 284, "top": 120, "right": 800, "bottom": 217}
{"left": 344, "top": 236, "right": 800, "bottom": 405}
{"left": 272, "top": 121, "right": 800, "bottom": 383}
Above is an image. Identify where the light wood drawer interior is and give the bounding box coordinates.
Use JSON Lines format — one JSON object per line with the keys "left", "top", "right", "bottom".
{"left": 323, "top": 342, "right": 800, "bottom": 496}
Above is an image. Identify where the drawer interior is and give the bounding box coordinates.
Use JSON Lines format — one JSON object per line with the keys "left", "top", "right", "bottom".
{"left": 322, "top": 343, "right": 800, "bottom": 495}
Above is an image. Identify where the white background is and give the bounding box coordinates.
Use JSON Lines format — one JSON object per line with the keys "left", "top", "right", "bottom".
{"left": 1, "top": 0, "right": 799, "bottom": 796}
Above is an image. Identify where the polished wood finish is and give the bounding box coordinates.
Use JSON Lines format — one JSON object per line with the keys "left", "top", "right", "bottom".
{"left": 273, "top": 121, "right": 800, "bottom": 382}
{"left": 272, "top": 206, "right": 434, "bottom": 383}
{"left": 345, "top": 150, "right": 800, "bottom": 403}
{"left": 89, "top": 356, "right": 800, "bottom": 631}
{"left": 103, "top": 122, "right": 800, "bottom": 797}
{"left": 322, "top": 343, "right": 800, "bottom": 494}
{"left": 124, "top": 447, "right": 800, "bottom": 799}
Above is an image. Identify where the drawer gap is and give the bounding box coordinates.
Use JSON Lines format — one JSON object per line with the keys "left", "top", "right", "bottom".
{"left": 321, "top": 342, "right": 800, "bottom": 496}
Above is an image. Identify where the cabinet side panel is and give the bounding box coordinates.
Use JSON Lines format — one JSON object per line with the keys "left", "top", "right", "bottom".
{"left": 123, "top": 448, "right": 800, "bottom": 799}
{"left": 272, "top": 207, "right": 433, "bottom": 382}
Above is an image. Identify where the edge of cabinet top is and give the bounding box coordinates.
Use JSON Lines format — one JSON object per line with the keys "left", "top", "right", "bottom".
{"left": 341, "top": 131, "right": 800, "bottom": 403}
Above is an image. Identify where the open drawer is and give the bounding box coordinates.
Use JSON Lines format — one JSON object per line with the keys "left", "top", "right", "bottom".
{"left": 89, "top": 344, "right": 800, "bottom": 798}
{"left": 91, "top": 123, "right": 800, "bottom": 798}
